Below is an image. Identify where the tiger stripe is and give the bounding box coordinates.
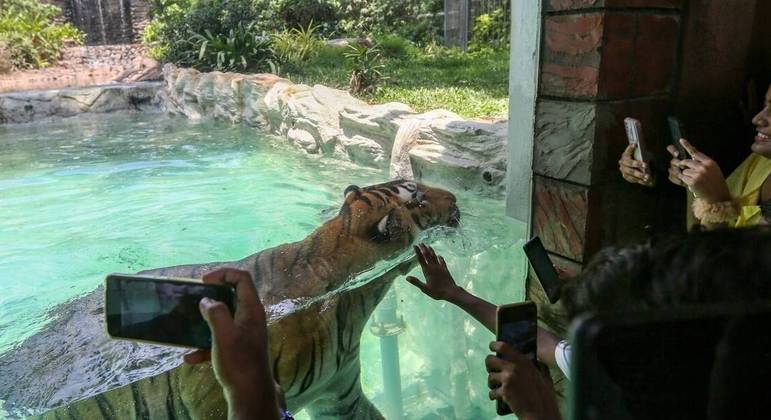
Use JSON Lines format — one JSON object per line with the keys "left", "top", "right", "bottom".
{"left": 15, "top": 180, "right": 459, "bottom": 420}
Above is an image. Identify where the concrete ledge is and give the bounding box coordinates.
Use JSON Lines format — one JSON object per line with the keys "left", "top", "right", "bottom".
{"left": 0, "top": 82, "right": 163, "bottom": 124}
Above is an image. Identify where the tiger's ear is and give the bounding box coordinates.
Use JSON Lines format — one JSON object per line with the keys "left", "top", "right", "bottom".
{"left": 371, "top": 209, "right": 409, "bottom": 242}
{"left": 344, "top": 185, "right": 360, "bottom": 198}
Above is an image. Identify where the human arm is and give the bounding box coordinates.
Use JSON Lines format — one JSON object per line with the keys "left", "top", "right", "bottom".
{"left": 618, "top": 143, "right": 655, "bottom": 187}
{"left": 668, "top": 139, "right": 735, "bottom": 229}
{"left": 183, "top": 268, "right": 281, "bottom": 420}
{"left": 406, "top": 244, "right": 497, "bottom": 332}
{"left": 486, "top": 341, "right": 562, "bottom": 420}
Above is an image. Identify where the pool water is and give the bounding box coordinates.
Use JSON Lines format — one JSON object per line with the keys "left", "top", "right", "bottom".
{"left": 0, "top": 113, "right": 526, "bottom": 419}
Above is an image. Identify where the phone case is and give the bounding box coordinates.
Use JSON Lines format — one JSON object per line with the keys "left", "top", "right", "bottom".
{"left": 495, "top": 301, "right": 538, "bottom": 415}
{"left": 104, "top": 274, "right": 236, "bottom": 349}
{"left": 624, "top": 118, "right": 646, "bottom": 162}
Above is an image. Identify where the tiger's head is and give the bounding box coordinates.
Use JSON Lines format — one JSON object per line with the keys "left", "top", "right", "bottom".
{"left": 337, "top": 180, "right": 460, "bottom": 249}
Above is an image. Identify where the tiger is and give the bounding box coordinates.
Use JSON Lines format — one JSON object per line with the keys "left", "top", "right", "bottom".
{"left": 0, "top": 180, "right": 460, "bottom": 420}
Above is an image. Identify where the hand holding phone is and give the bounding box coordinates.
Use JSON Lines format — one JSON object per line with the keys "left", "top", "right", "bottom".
{"left": 668, "top": 116, "right": 689, "bottom": 160}
{"left": 105, "top": 274, "right": 236, "bottom": 349}
{"left": 624, "top": 118, "right": 647, "bottom": 163}
{"left": 494, "top": 301, "right": 538, "bottom": 415}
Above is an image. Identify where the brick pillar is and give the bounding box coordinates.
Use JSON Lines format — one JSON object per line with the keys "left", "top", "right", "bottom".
{"left": 528, "top": 0, "right": 687, "bottom": 333}
{"left": 525, "top": 1, "right": 687, "bottom": 409}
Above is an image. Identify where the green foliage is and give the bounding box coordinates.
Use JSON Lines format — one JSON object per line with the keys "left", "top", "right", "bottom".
{"left": 191, "top": 21, "right": 273, "bottom": 72}
{"left": 374, "top": 34, "right": 411, "bottom": 59}
{"left": 469, "top": 8, "right": 510, "bottom": 51}
{"left": 0, "top": 0, "right": 83, "bottom": 69}
{"left": 272, "top": 0, "right": 339, "bottom": 36}
{"left": 143, "top": 0, "right": 271, "bottom": 69}
{"left": 289, "top": 41, "right": 509, "bottom": 119}
{"left": 344, "top": 42, "right": 385, "bottom": 94}
{"left": 271, "top": 22, "right": 325, "bottom": 69}
{"left": 338, "top": 0, "right": 443, "bottom": 43}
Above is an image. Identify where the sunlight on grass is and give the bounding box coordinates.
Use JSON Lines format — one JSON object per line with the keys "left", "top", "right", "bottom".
{"left": 284, "top": 44, "right": 509, "bottom": 120}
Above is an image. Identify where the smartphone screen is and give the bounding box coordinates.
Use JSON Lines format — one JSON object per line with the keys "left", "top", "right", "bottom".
{"left": 624, "top": 117, "right": 646, "bottom": 162}
{"left": 495, "top": 301, "right": 537, "bottom": 415}
{"left": 523, "top": 237, "right": 561, "bottom": 304}
{"left": 105, "top": 274, "right": 236, "bottom": 349}
{"left": 667, "top": 116, "right": 689, "bottom": 160}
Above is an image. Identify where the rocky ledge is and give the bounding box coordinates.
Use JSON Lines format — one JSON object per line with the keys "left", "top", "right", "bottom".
{"left": 0, "top": 82, "right": 163, "bottom": 124}
{"left": 161, "top": 64, "right": 508, "bottom": 192}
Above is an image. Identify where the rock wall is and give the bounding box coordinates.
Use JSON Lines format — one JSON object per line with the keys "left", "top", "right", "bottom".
{"left": 161, "top": 65, "right": 508, "bottom": 192}
{"left": 0, "top": 82, "right": 162, "bottom": 124}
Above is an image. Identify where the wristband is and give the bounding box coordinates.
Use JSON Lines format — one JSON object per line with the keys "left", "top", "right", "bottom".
{"left": 692, "top": 198, "right": 740, "bottom": 224}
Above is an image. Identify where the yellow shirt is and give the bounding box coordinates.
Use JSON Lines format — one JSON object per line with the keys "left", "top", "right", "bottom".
{"left": 726, "top": 153, "right": 771, "bottom": 227}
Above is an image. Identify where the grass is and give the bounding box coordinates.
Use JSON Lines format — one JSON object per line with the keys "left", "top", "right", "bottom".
{"left": 280, "top": 42, "right": 510, "bottom": 120}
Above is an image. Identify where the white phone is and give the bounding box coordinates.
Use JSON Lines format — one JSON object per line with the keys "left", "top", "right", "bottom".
{"left": 624, "top": 117, "right": 646, "bottom": 162}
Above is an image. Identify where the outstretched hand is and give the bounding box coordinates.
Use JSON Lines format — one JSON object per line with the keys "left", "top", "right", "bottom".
{"left": 406, "top": 243, "right": 463, "bottom": 302}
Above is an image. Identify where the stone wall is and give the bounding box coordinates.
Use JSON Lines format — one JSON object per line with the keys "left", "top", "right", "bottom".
{"left": 0, "top": 82, "right": 162, "bottom": 124}
{"left": 161, "top": 65, "right": 508, "bottom": 193}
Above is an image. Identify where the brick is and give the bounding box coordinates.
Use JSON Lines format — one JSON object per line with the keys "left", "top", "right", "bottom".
{"left": 534, "top": 100, "right": 596, "bottom": 185}
{"left": 540, "top": 14, "right": 603, "bottom": 98}
{"left": 532, "top": 176, "right": 589, "bottom": 262}
{"left": 546, "top": 0, "right": 682, "bottom": 11}
{"left": 540, "top": 12, "right": 679, "bottom": 100}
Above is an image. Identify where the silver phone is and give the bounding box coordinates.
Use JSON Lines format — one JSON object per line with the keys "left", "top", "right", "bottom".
{"left": 624, "top": 117, "right": 646, "bottom": 162}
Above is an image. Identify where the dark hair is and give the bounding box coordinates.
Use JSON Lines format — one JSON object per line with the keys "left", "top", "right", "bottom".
{"left": 562, "top": 226, "right": 771, "bottom": 320}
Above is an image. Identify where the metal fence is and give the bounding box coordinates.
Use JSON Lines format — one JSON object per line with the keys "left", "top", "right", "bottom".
{"left": 445, "top": 0, "right": 510, "bottom": 50}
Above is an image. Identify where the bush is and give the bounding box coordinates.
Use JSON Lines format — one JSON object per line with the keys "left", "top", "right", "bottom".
{"left": 273, "top": 0, "right": 339, "bottom": 36}
{"left": 338, "top": 0, "right": 443, "bottom": 43}
{"left": 143, "top": 0, "right": 272, "bottom": 69}
{"left": 191, "top": 21, "right": 273, "bottom": 72}
{"left": 345, "top": 42, "right": 384, "bottom": 94}
{"left": 374, "top": 34, "right": 411, "bottom": 59}
{"left": 271, "top": 22, "right": 325, "bottom": 70}
{"left": 0, "top": 0, "right": 83, "bottom": 69}
{"left": 469, "top": 8, "right": 510, "bottom": 51}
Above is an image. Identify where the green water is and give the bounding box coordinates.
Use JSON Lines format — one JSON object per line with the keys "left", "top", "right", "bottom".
{"left": 0, "top": 113, "right": 526, "bottom": 419}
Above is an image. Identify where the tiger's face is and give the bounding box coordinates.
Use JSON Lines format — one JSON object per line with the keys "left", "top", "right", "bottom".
{"left": 339, "top": 180, "right": 460, "bottom": 247}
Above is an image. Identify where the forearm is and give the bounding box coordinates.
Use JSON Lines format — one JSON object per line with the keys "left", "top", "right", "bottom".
{"left": 226, "top": 386, "right": 280, "bottom": 420}
{"left": 536, "top": 327, "right": 562, "bottom": 369}
{"left": 446, "top": 287, "right": 497, "bottom": 333}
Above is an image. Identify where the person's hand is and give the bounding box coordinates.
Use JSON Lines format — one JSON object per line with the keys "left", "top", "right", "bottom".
{"left": 672, "top": 139, "right": 731, "bottom": 203}
{"left": 666, "top": 142, "right": 687, "bottom": 187}
{"left": 406, "top": 243, "right": 463, "bottom": 301}
{"left": 486, "top": 341, "right": 561, "bottom": 420}
{"left": 618, "top": 143, "right": 654, "bottom": 187}
{"left": 184, "top": 268, "right": 279, "bottom": 420}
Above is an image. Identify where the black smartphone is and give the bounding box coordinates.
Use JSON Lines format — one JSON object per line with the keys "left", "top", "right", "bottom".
{"left": 495, "top": 301, "right": 538, "bottom": 416}
{"left": 523, "top": 236, "right": 561, "bottom": 304}
{"left": 105, "top": 274, "right": 236, "bottom": 349}
{"left": 667, "top": 116, "right": 689, "bottom": 160}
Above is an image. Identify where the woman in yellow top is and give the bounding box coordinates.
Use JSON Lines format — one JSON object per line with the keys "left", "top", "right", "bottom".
{"left": 619, "top": 83, "right": 771, "bottom": 228}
